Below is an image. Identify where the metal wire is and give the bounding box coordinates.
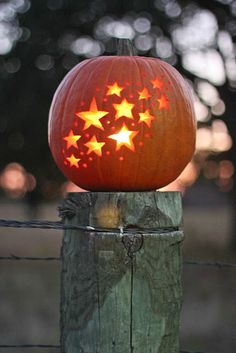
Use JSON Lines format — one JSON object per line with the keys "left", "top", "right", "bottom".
{"left": 0, "top": 255, "right": 60, "bottom": 261}
{"left": 184, "top": 260, "right": 236, "bottom": 268}
{"left": 0, "top": 219, "right": 226, "bottom": 353}
{"left": 0, "top": 344, "right": 60, "bottom": 348}
{"left": 0, "top": 218, "right": 178, "bottom": 234}
{"left": 0, "top": 218, "right": 228, "bottom": 352}
{"left": 0, "top": 346, "right": 205, "bottom": 352}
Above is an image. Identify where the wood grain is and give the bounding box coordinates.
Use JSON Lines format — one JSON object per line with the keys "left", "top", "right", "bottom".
{"left": 60, "top": 191, "right": 183, "bottom": 353}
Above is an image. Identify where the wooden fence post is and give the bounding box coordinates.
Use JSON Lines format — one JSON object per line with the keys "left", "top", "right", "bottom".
{"left": 59, "top": 191, "right": 183, "bottom": 353}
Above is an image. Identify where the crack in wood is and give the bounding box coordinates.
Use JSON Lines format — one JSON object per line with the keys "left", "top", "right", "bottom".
{"left": 60, "top": 192, "right": 183, "bottom": 353}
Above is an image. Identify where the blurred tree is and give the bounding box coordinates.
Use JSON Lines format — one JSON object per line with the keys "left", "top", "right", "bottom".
{"left": 0, "top": 0, "right": 236, "bottom": 205}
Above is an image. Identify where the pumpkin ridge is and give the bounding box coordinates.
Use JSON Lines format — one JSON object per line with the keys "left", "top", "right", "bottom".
{"left": 158, "top": 62, "right": 176, "bottom": 184}
{"left": 94, "top": 57, "right": 117, "bottom": 189}
{"left": 60, "top": 59, "right": 98, "bottom": 184}
{"left": 153, "top": 61, "right": 194, "bottom": 185}
{"left": 131, "top": 57, "right": 147, "bottom": 190}
{"left": 60, "top": 65, "right": 85, "bottom": 151}
{"left": 146, "top": 58, "right": 164, "bottom": 187}
{"left": 50, "top": 62, "right": 78, "bottom": 160}
{"left": 117, "top": 58, "right": 132, "bottom": 190}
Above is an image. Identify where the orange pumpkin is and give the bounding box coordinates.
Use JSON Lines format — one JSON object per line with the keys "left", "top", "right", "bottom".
{"left": 48, "top": 55, "right": 196, "bottom": 191}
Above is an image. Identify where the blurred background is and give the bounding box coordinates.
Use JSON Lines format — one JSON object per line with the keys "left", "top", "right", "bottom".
{"left": 0, "top": 0, "right": 236, "bottom": 352}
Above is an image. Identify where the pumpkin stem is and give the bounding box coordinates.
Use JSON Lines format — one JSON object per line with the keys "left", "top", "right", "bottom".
{"left": 117, "top": 39, "right": 136, "bottom": 56}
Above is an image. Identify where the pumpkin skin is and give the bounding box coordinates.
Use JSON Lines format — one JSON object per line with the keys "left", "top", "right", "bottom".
{"left": 48, "top": 56, "right": 196, "bottom": 191}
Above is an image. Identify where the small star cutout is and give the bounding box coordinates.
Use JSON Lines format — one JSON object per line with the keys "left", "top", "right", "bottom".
{"left": 151, "top": 77, "right": 163, "bottom": 90}
{"left": 85, "top": 136, "right": 105, "bottom": 156}
{"left": 108, "top": 124, "right": 138, "bottom": 151}
{"left": 139, "top": 109, "right": 155, "bottom": 127}
{"left": 138, "top": 87, "right": 151, "bottom": 100}
{"left": 76, "top": 98, "right": 109, "bottom": 130}
{"left": 63, "top": 130, "right": 81, "bottom": 149}
{"left": 157, "top": 94, "right": 169, "bottom": 110}
{"left": 106, "top": 82, "right": 124, "bottom": 97}
{"left": 66, "top": 154, "right": 80, "bottom": 168}
{"left": 113, "top": 99, "right": 134, "bottom": 120}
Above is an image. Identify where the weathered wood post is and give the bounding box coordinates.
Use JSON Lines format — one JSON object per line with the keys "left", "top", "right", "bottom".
{"left": 59, "top": 191, "right": 183, "bottom": 353}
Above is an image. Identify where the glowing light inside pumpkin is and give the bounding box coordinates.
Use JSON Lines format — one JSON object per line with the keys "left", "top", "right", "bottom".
{"left": 138, "top": 87, "right": 151, "bottom": 100}
{"left": 108, "top": 124, "right": 138, "bottom": 151}
{"left": 113, "top": 98, "right": 134, "bottom": 119}
{"left": 63, "top": 130, "right": 81, "bottom": 149}
{"left": 106, "top": 82, "right": 124, "bottom": 97}
{"left": 85, "top": 135, "right": 105, "bottom": 156}
{"left": 157, "top": 94, "right": 169, "bottom": 110}
{"left": 76, "top": 97, "right": 109, "bottom": 130}
{"left": 151, "top": 77, "right": 163, "bottom": 89}
{"left": 63, "top": 76, "right": 170, "bottom": 169}
{"left": 139, "top": 109, "right": 155, "bottom": 127}
{"left": 66, "top": 154, "right": 80, "bottom": 167}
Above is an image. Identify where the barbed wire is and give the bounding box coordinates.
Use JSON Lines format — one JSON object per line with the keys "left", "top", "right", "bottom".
{"left": 0, "top": 219, "right": 228, "bottom": 353}
{"left": 0, "top": 218, "right": 178, "bottom": 234}
{"left": 0, "top": 344, "right": 60, "bottom": 348}
{"left": 0, "top": 255, "right": 60, "bottom": 261}
{"left": 0, "top": 219, "right": 235, "bottom": 269}
{"left": 0, "top": 345, "right": 206, "bottom": 353}
{"left": 184, "top": 260, "right": 236, "bottom": 268}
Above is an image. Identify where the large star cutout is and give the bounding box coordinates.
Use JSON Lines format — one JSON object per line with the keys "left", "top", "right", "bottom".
{"left": 139, "top": 109, "right": 155, "bottom": 127}
{"left": 63, "top": 130, "right": 81, "bottom": 149}
{"left": 157, "top": 94, "right": 169, "bottom": 110}
{"left": 76, "top": 98, "right": 109, "bottom": 130}
{"left": 151, "top": 77, "right": 163, "bottom": 90}
{"left": 106, "top": 82, "right": 124, "bottom": 97}
{"left": 66, "top": 154, "right": 80, "bottom": 168}
{"left": 85, "top": 135, "right": 105, "bottom": 156}
{"left": 108, "top": 124, "right": 138, "bottom": 151}
{"left": 113, "top": 99, "right": 134, "bottom": 120}
{"left": 138, "top": 87, "right": 151, "bottom": 100}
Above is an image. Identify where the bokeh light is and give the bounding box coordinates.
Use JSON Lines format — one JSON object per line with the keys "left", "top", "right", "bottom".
{"left": 0, "top": 163, "right": 36, "bottom": 198}
{"left": 1, "top": 0, "right": 236, "bottom": 198}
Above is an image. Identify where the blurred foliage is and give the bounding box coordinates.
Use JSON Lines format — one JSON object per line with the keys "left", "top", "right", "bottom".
{"left": 0, "top": 0, "right": 236, "bottom": 199}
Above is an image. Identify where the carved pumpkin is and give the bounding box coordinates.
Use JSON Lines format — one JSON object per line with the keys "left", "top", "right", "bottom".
{"left": 48, "top": 54, "right": 196, "bottom": 191}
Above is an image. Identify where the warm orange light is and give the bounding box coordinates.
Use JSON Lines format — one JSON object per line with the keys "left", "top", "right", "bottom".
{"left": 108, "top": 124, "right": 138, "bottom": 151}
{"left": 151, "top": 77, "right": 163, "bottom": 89}
{"left": 66, "top": 154, "right": 80, "bottom": 167}
{"left": 76, "top": 97, "right": 109, "bottom": 130}
{"left": 157, "top": 94, "right": 169, "bottom": 110}
{"left": 106, "top": 82, "right": 124, "bottom": 97}
{"left": 113, "top": 98, "right": 134, "bottom": 120}
{"left": 85, "top": 135, "right": 105, "bottom": 156}
{"left": 139, "top": 109, "right": 155, "bottom": 127}
{"left": 63, "top": 130, "right": 81, "bottom": 149}
{"left": 138, "top": 87, "right": 151, "bottom": 100}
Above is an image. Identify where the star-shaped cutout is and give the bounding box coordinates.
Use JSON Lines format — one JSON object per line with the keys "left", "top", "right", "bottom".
{"left": 63, "top": 130, "right": 81, "bottom": 149}
{"left": 106, "top": 82, "right": 124, "bottom": 97}
{"left": 76, "top": 98, "right": 109, "bottom": 130}
{"left": 113, "top": 99, "right": 134, "bottom": 120}
{"left": 138, "top": 87, "right": 151, "bottom": 100}
{"left": 151, "top": 77, "right": 163, "bottom": 90}
{"left": 139, "top": 109, "right": 155, "bottom": 127}
{"left": 66, "top": 154, "right": 80, "bottom": 168}
{"left": 157, "top": 94, "right": 169, "bottom": 110}
{"left": 85, "top": 135, "right": 105, "bottom": 156}
{"left": 108, "top": 124, "right": 138, "bottom": 151}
